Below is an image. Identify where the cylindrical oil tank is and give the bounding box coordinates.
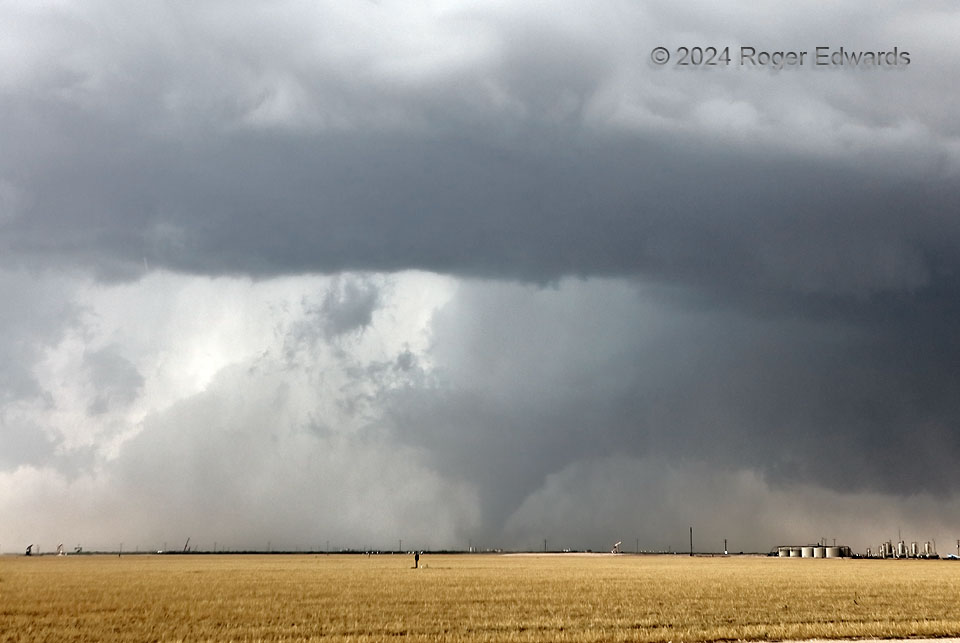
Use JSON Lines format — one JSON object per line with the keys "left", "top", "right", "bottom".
{"left": 865, "top": 547, "right": 872, "bottom": 558}
{"left": 825, "top": 546, "right": 841, "bottom": 558}
{"left": 924, "top": 542, "right": 933, "bottom": 555}
{"left": 801, "top": 546, "right": 815, "bottom": 558}
{"left": 790, "top": 547, "right": 802, "bottom": 557}
{"left": 897, "top": 541, "right": 906, "bottom": 558}
{"left": 814, "top": 547, "right": 826, "bottom": 558}
{"left": 910, "top": 542, "right": 919, "bottom": 557}
{"left": 883, "top": 542, "right": 894, "bottom": 558}
{"left": 778, "top": 547, "right": 789, "bottom": 557}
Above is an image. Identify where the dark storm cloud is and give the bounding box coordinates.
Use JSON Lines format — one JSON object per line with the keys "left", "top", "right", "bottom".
{"left": 2, "top": 112, "right": 956, "bottom": 298}
{"left": 3, "top": 1, "right": 960, "bottom": 550}
{"left": 380, "top": 277, "right": 960, "bottom": 536}
{"left": 1, "top": 2, "right": 957, "bottom": 296}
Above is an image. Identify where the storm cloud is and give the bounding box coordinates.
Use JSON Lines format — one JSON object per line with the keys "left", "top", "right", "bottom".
{"left": 1, "top": 1, "right": 959, "bottom": 553}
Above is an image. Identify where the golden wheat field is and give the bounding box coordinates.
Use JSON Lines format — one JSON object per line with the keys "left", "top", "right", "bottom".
{"left": 2, "top": 553, "right": 960, "bottom": 642}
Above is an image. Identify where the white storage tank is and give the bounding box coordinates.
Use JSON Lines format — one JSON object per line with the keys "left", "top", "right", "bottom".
{"left": 814, "top": 547, "right": 826, "bottom": 558}
{"left": 825, "top": 546, "right": 841, "bottom": 558}
{"left": 778, "top": 547, "right": 790, "bottom": 557}
{"left": 790, "top": 547, "right": 802, "bottom": 557}
{"left": 801, "top": 546, "right": 815, "bottom": 558}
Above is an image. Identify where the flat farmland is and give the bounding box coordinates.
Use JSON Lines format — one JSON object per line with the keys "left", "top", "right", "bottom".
{"left": 3, "top": 553, "right": 960, "bottom": 642}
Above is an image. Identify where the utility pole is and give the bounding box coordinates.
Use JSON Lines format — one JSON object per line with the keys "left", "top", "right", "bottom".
{"left": 689, "top": 527, "right": 693, "bottom": 556}
{"left": 724, "top": 538, "right": 727, "bottom": 555}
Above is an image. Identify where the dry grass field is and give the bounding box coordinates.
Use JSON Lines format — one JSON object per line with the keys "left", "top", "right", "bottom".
{"left": 2, "top": 553, "right": 960, "bottom": 642}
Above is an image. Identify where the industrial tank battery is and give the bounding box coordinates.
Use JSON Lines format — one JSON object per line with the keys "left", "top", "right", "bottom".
{"left": 910, "top": 542, "right": 919, "bottom": 557}
{"left": 776, "top": 544, "right": 849, "bottom": 558}
{"left": 897, "top": 541, "right": 906, "bottom": 558}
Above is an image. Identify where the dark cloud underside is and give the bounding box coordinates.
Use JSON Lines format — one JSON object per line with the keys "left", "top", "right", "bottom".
{"left": 3, "top": 117, "right": 957, "bottom": 297}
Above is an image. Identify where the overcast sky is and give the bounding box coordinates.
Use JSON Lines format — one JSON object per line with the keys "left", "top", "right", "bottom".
{"left": 2, "top": 1, "right": 959, "bottom": 555}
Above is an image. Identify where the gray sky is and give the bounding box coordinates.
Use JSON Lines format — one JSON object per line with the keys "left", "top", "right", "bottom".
{"left": 2, "top": 1, "right": 959, "bottom": 554}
